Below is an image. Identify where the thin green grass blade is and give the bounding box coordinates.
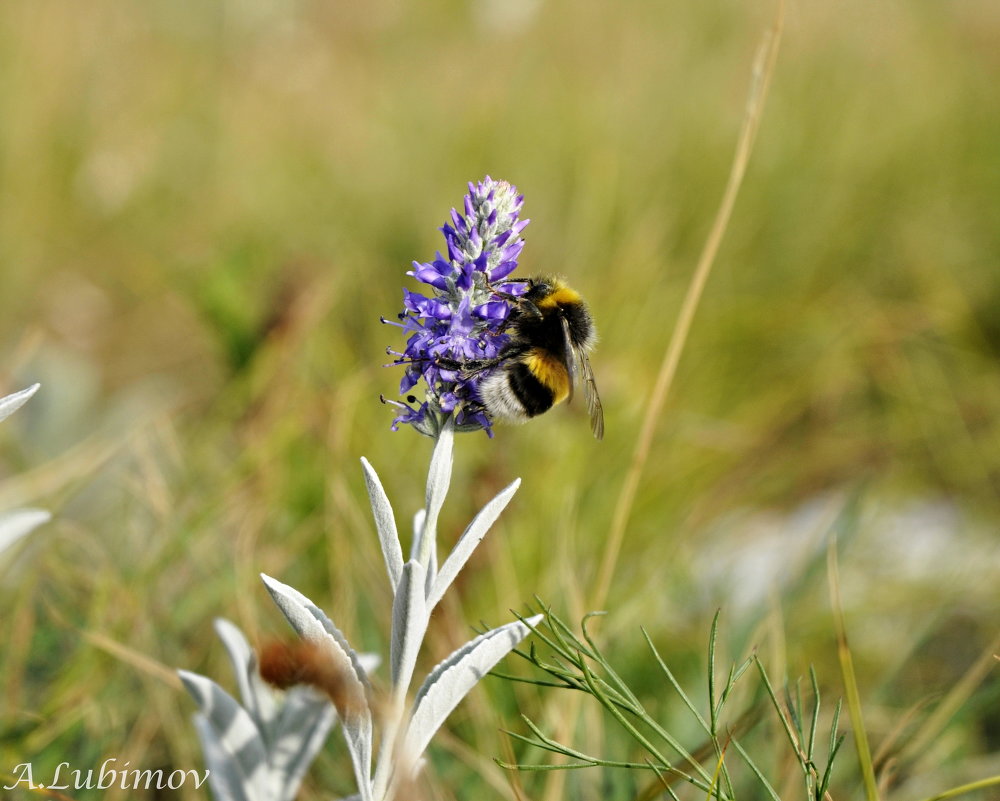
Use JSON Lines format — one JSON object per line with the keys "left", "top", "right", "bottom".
{"left": 819, "top": 733, "right": 846, "bottom": 797}
{"left": 708, "top": 610, "right": 720, "bottom": 734}
{"left": 705, "top": 744, "right": 729, "bottom": 801}
{"left": 578, "top": 615, "right": 643, "bottom": 710}
{"left": 727, "top": 656, "right": 755, "bottom": 693}
{"left": 807, "top": 665, "right": 821, "bottom": 764}
{"left": 511, "top": 609, "right": 579, "bottom": 663}
{"left": 731, "top": 737, "right": 782, "bottom": 801}
{"left": 489, "top": 672, "right": 578, "bottom": 690}
{"left": 646, "top": 760, "right": 682, "bottom": 801}
{"left": 911, "top": 775, "right": 1000, "bottom": 801}
{"left": 577, "top": 656, "right": 669, "bottom": 768}
{"left": 577, "top": 658, "right": 728, "bottom": 798}
{"left": 754, "top": 657, "right": 805, "bottom": 760}
{"left": 643, "top": 627, "right": 712, "bottom": 735}
{"left": 534, "top": 602, "right": 603, "bottom": 662}
{"left": 829, "top": 697, "right": 843, "bottom": 762}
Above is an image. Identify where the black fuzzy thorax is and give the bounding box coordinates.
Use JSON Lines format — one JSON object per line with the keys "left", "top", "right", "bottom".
{"left": 504, "top": 309, "right": 569, "bottom": 359}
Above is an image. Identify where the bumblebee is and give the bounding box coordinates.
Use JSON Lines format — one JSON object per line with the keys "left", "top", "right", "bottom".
{"left": 474, "top": 276, "right": 605, "bottom": 439}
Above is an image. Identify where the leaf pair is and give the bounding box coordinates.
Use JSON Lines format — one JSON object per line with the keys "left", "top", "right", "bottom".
{"left": 182, "top": 417, "right": 541, "bottom": 801}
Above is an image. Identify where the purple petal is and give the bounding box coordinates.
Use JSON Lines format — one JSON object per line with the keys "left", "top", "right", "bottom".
{"left": 473, "top": 300, "right": 510, "bottom": 321}
{"left": 409, "top": 263, "right": 448, "bottom": 290}
{"left": 488, "top": 260, "right": 518, "bottom": 282}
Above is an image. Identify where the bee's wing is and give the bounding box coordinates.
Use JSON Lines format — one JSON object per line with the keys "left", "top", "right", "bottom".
{"left": 558, "top": 314, "right": 577, "bottom": 403}
{"left": 560, "top": 315, "right": 604, "bottom": 440}
{"left": 576, "top": 348, "right": 605, "bottom": 440}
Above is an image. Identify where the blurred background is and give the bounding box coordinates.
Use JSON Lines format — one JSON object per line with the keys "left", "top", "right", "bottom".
{"left": 1, "top": 0, "right": 999, "bottom": 798}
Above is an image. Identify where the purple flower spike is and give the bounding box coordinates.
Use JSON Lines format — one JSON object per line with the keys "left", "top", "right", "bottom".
{"left": 382, "top": 177, "right": 530, "bottom": 437}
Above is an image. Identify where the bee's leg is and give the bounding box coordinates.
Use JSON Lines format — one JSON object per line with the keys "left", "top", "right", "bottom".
{"left": 487, "top": 288, "right": 537, "bottom": 314}
{"left": 489, "top": 279, "right": 544, "bottom": 318}
{"left": 458, "top": 356, "right": 503, "bottom": 371}
{"left": 492, "top": 295, "right": 542, "bottom": 321}
{"left": 430, "top": 356, "right": 460, "bottom": 370}
{"left": 443, "top": 357, "right": 505, "bottom": 380}
{"left": 490, "top": 278, "right": 534, "bottom": 295}
{"left": 419, "top": 355, "right": 493, "bottom": 378}
{"left": 518, "top": 300, "right": 543, "bottom": 318}
{"left": 430, "top": 339, "right": 531, "bottom": 376}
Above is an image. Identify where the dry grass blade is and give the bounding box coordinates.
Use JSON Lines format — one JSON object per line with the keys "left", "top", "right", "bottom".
{"left": 897, "top": 630, "right": 1000, "bottom": 768}
{"left": 592, "top": 0, "right": 786, "bottom": 609}
{"left": 552, "top": 7, "right": 785, "bottom": 799}
{"left": 913, "top": 775, "right": 1000, "bottom": 801}
{"left": 81, "top": 629, "right": 182, "bottom": 688}
{"left": 827, "top": 539, "right": 880, "bottom": 801}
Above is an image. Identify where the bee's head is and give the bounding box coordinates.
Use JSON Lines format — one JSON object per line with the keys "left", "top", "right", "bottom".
{"left": 523, "top": 276, "right": 556, "bottom": 302}
{"left": 529, "top": 276, "right": 582, "bottom": 312}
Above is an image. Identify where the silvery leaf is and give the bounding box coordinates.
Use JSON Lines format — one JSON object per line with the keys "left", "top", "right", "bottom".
{"left": 268, "top": 688, "right": 338, "bottom": 800}
{"left": 402, "top": 614, "right": 543, "bottom": 764}
{"left": 409, "top": 508, "right": 438, "bottom": 595}
{"left": 0, "top": 383, "right": 39, "bottom": 423}
{"left": 361, "top": 457, "right": 403, "bottom": 592}
{"left": 214, "top": 619, "right": 336, "bottom": 800}
{"left": 411, "top": 509, "right": 426, "bottom": 554}
{"left": 261, "top": 574, "right": 373, "bottom": 694}
{"left": 180, "top": 670, "right": 269, "bottom": 801}
{"left": 261, "top": 574, "right": 374, "bottom": 801}
{"left": 389, "top": 560, "right": 427, "bottom": 694}
{"left": 214, "top": 618, "right": 278, "bottom": 731}
{"left": 0, "top": 508, "right": 50, "bottom": 557}
{"left": 426, "top": 546, "right": 437, "bottom": 597}
{"left": 191, "top": 713, "right": 256, "bottom": 801}
{"left": 415, "top": 418, "right": 454, "bottom": 566}
{"left": 427, "top": 479, "right": 520, "bottom": 610}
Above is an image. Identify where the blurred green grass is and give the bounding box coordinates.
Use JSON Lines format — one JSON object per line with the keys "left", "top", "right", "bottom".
{"left": 1, "top": 0, "right": 999, "bottom": 798}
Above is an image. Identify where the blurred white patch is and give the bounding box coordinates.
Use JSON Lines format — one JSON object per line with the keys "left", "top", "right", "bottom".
{"left": 869, "top": 501, "right": 961, "bottom": 580}
{"left": 692, "top": 494, "right": 997, "bottom": 617}
{"left": 693, "top": 494, "right": 839, "bottom": 611}
{"left": 472, "top": 0, "right": 541, "bottom": 34}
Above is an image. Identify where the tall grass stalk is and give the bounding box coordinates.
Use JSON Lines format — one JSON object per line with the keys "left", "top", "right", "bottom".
{"left": 593, "top": 0, "right": 786, "bottom": 609}
{"left": 534, "top": 11, "right": 786, "bottom": 800}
